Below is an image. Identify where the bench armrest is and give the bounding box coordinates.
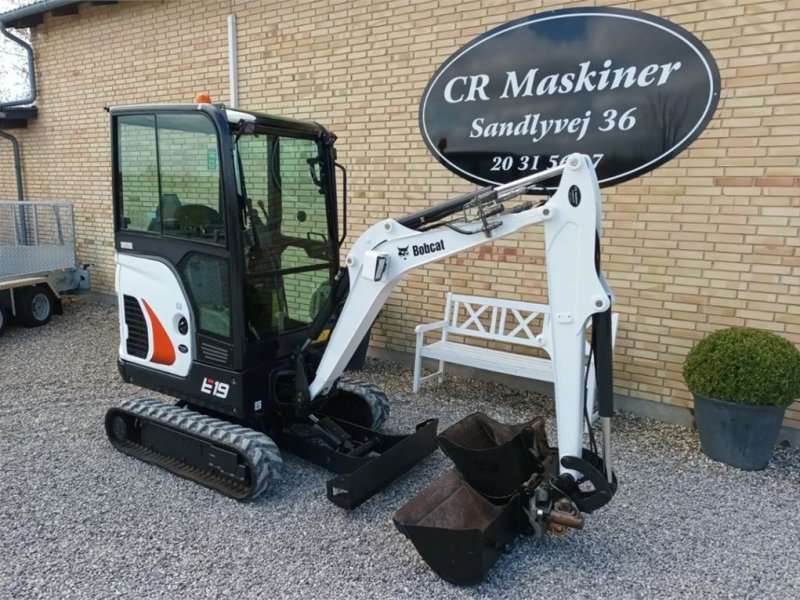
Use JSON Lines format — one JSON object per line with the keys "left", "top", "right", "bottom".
{"left": 415, "top": 320, "right": 448, "bottom": 334}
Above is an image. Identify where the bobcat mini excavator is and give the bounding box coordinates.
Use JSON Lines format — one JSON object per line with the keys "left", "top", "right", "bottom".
{"left": 105, "top": 100, "right": 617, "bottom": 534}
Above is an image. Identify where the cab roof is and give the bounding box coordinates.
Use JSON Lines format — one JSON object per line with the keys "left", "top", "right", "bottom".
{"left": 108, "top": 103, "right": 333, "bottom": 141}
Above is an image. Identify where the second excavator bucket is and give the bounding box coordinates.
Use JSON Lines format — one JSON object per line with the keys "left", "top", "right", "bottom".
{"left": 437, "top": 412, "right": 552, "bottom": 499}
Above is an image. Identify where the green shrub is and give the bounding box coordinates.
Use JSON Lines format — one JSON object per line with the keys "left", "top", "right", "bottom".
{"left": 683, "top": 327, "right": 800, "bottom": 407}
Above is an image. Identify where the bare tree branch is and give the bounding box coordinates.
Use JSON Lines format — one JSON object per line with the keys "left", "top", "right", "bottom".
{"left": 0, "top": 0, "right": 33, "bottom": 104}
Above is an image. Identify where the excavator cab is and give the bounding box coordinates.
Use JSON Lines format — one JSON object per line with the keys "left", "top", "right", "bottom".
{"left": 108, "top": 101, "right": 437, "bottom": 507}
{"left": 112, "top": 103, "right": 342, "bottom": 418}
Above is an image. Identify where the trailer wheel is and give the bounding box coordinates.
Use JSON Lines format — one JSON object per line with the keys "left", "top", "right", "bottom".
{"left": 17, "top": 285, "right": 55, "bottom": 328}
{"left": 0, "top": 308, "right": 6, "bottom": 337}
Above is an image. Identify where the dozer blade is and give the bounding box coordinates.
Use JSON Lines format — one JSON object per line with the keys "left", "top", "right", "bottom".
{"left": 105, "top": 398, "right": 283, "bottom": 502}
{"left": 273, "top": 417, "right": 438, "bottom": 509}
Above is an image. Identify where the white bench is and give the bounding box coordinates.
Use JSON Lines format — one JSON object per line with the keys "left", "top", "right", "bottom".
{"left": 413, "top": 293, "right": 618, "bottom": 421}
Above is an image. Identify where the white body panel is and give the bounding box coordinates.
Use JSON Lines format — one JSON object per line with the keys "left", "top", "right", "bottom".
{"left": 115, "top": 253, "right": 193, "bottom": 377}
{"left": 310, "top": 154, "right": 612, "bottom": 478}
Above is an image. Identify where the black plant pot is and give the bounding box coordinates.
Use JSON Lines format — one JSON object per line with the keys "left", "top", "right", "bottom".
{"left": 693, "top": 393, "right": 786, "bottom": 470}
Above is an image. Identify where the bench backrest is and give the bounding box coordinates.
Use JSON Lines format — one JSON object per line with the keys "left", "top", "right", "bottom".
{"left": 444, "top": 293, "right": 620, "bottom": 354}
{"left": 445, "top": 293, "right": 549, "bottom": 349}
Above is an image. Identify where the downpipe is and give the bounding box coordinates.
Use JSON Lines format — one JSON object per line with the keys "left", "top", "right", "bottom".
{"left": 0, "top": 130, "right": 28, "bottom": 244}
{"left": 1, "top": 19, "right": 36, "bottom": 242}
{"left": 0, "top": 130, "right": 23, "bottom": 201}
{"left": 227, "top": 14, "right": 238, "bottom": 108}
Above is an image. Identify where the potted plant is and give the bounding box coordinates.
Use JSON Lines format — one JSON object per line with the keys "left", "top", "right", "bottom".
{"left": 683, "top": 327, "right": 800, "bottom": 470}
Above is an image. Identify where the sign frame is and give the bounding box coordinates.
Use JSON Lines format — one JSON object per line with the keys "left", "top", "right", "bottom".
{"left": 419, "top": 7, "right": 721, "bottom": 190}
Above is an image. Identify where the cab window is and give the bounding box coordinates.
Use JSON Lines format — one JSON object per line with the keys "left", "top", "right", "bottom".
{"left": 116, "top": 112, "right": 225, "bottom": 244}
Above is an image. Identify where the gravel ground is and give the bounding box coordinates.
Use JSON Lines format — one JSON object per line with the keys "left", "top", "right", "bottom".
{"left": 1, "top": 298, "right": 799, "bottom": 599}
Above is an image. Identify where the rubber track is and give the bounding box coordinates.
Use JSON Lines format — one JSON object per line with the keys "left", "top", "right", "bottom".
{"left": 107, "top": 397, "right": 283, "bottom": 502}
{"left": 335, "top": 378, "right": 390, "bottom": 429}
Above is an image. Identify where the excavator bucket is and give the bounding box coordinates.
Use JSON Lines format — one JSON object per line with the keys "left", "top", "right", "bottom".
{"left": 393, "top": 469, "right": 521, "bottom": 586}
{"left": 394, "top": 413, "right": 551, "bottom": 585}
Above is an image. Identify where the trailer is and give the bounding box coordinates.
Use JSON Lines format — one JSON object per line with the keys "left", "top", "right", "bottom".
{"left": 0, "top": 200, "right": 90, "bottom": 336}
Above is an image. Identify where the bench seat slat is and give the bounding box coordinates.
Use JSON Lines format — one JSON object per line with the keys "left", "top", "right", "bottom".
{"left": 449, "top": 293, "right": 548, "bottom": 314}
{"left": 420, "top": 340, "right": 554, "bottom": 381}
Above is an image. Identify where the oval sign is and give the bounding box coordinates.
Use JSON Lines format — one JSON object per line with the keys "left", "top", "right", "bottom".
{"left": 420, "top": 8, "right": 721, "bottom": 190}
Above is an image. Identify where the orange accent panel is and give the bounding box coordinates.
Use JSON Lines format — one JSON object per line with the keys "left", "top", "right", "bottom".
{"left": 141, "top": 299, "right": 176, "bottom": 366}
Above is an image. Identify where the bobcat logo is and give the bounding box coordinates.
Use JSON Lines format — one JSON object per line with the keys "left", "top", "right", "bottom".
{"left": 397, "top": 246, "right": 409, "bottom": 260}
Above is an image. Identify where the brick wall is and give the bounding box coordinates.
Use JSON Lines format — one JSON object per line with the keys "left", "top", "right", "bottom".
{"left": 1, "top": 0, "right": 798, "bottom": 430}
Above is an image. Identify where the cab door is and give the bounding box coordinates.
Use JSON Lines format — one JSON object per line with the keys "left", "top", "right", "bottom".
{"left": 234, "top": 129, "right": 339, "bottom": 368}
{"left": 112, "top": 109, "right": 241, "bottom": 379}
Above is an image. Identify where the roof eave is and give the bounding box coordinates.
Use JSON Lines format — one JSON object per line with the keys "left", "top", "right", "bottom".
{"left": 0, "top": 106, "right": 38, "bottom": 129}
{"left": 0, "top": 1, "right": 117, "bottom": 29}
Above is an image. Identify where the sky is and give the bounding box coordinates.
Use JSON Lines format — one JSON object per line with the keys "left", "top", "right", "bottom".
{"left": 0, "top": 0, "right": 34, "bottom": 104}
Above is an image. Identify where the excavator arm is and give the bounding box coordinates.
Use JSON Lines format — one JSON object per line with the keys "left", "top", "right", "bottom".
{"left": 308, "top": 153, "right": 614, "bottom": 480}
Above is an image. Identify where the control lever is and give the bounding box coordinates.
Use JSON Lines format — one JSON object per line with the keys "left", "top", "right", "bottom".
{"left": 307, "top": 156, "right": 324, "bottom": 193}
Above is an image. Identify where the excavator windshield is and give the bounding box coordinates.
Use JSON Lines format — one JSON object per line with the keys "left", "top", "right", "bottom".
{"left": 233, "top": 131, "right": 335, "bottom": 339}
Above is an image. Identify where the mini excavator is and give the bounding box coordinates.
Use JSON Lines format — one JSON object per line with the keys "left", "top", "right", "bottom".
{"left": 105, "top": 100, "right": 617, "bottom": 575}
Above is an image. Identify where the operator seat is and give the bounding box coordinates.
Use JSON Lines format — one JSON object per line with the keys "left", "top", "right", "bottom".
{"left": 148, "top": 193, "right": 183, "bottom": 232}
{"left": 173, "top": 204, "right": 224, "bottom": 237}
